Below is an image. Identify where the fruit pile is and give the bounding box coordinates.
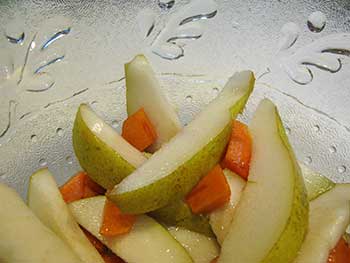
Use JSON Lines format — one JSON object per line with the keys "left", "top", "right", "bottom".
{"left": 0, "top": 55, "right": 349, "bottom": 263}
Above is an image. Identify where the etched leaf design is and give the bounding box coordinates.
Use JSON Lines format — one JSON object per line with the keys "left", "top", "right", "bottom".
{"left": 282, "top": 33, "right": 350, "bottom": 84}
{"left": 151, "top": 0, "right": 217, "bottom": 60}
{"left": 0, "top": 100, "right": 17, "bottom": 139}
{"left": 167, "top": 24, "right": 203, "bottom": 42}
{"left": 0, "top": 16, "right": 71, "bottom": 141}
{"left": 278, "top": 22, "right": 300, "bottom": 51}
{"left": 137, "top": 9, "right": 156, "bottom": 39}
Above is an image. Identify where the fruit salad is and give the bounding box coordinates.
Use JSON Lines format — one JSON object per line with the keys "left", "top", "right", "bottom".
{"left": 0, "top": 55, "right": 349, "bottom": 263}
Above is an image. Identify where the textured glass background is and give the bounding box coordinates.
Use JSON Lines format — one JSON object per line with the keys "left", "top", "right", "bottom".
{"left": 0, "top": 0, "right": 349, "bottom": 197}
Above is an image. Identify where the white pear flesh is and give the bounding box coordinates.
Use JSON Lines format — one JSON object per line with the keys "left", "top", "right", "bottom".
{"left": 209, "top": 166, "right": 333, "bottom": 245}
{"left": 109, "top": 71, "right": 255, "bottom": 214}
{"left": 28, "top": 169, "right": 104, "bottom": 263}
{"left": 295, "top": 184, "right": 350, "bottom": 263}
{"left": 69, "top": 196, "right": 193, "bottom": 263}
{"left": 218, "top": 99, "right": 309, "bottom": 263}
{"left": 208, "top": 167, "right": 336, "bottom": 251}
{"left": 0, "top": 183, "right": 82, "bottom": 263}
{"left": 209, "top": 169, "right": 246, "bottom": 244}
{"left": 168, "top": 227, "right": 220, "bottom": 263}
{"left": 80, "top": 104, "right": 146, "bottom": 167}
{"left": 73, "top": 104, "right": 147, "bottom": 189}
{"left": 125, "top": 55, "right": 182, "bottom": 151}
{"left": 344, "top": 230, "right": 350, "bottom": 245}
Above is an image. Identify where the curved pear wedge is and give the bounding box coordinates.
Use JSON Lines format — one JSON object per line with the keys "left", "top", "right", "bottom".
{"left": 69, "top": 196, "right": 193, "bottom": 263}
{"left": 28, "top": 169, "right": 104, "bottom": 263}
{"left": 125, "top": 55, "right": 182, "bottom": 151}
{"left": 344, "top": 231, "right": 350, "bottom": 244}
{"left": 0, "top": 183, "right": 82, "bottom": 263}
{"left": 295, "top": 184, "right": 350, "bottom": 263}
{"left": 219, "top": 99, "right": 309, "bottom": 263}
{"left": 209, "top": 166, "right": 332, "bottom": 244}
{"left": 300, "top": 164, "right": 335, "bottom": 201}
{"left": 109, "top": 71, "right": 255, "bottom": 214}
{"left": 209, "top": 169, "right": 246, "bottom": 244}
{"left": 168, "top": 227, "right": 219, "bottom": 263}
{"left": 73, "top": 104, "right": 147, "bottom": 189}
{"left": 73, "top": 103, "right": 209, "bottom": 232}
{"left": 150, "top": 201, "right": 214, "bottom": 237}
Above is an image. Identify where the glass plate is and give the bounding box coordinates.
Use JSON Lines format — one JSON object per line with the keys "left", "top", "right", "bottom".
{"left": 0, "top": 0, "right": 349, "bottom": 197}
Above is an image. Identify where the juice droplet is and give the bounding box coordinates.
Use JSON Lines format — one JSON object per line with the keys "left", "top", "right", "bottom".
{"left": 5, "top": 19, "right": 25, "bottom": 44}
{"left": 56, "top": 128, "right": 64, "bottom": 136}
{"left": 337, "top": 165, "right": 346, "bottom": 174}
{"left": 31, "top": 135, "right": 38, "bottom": 143}
{"left": 307, "top": 11, "right": 326, "bottom": 33}
{"left": 329, "top": 146, "right": 337, "bottom": 153}
{"left": 112, "top": 120, "right": 119, "bottom": 128}
{"left": 313, "top": 125, "right": 320, "bottom": 133}
{"left": 158, "top": 0, "right": 175, "bottom": 10}
{"left": 185, "top": 95, "right": 193, "bottom": 102}
{"left": 212, "top": 87, "right": 219, "bottom": 95}
{"left": 66, "top": 156, "right": 73, "bottom": 164}
{"left": 304, "top": 156, "right": 312, "bottom": 164}
{"left": 39, "top": 158, "right": 47, "bottom": 167}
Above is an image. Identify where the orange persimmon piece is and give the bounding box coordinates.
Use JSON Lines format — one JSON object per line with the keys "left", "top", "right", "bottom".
{"left": 328, "top": 238, "right": 350, "bottom": 263}
{"left": 186, "top": 165, "right": 231, "bottom": 214}
{"left": 83, "top": 186, "right": 100, "bottom": 199}
{"left": 100, "top": 199, "right": 136, "bottom": 237}
{"left": 84, "top": 176, "right": 106, "bottom": 198}
{"left": 221, "top": 120, "right": 252, "bottom": 180}
{"left": 60, "top": 172, "right": 86, "bottom": 203}
{"left": 121, "top": 108, "right": 157, "bottom": 151}
{"left": 60, "top": 172, "right": 105, "bottom": 203}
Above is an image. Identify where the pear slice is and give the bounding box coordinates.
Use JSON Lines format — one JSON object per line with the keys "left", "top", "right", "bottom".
{"left": 209, "top": 166, "right": 333, "bottom": 245}
{"left": 150, "top": 201, "right": 214, "bottom": 237}
{"left": 73, "top": 103, "right": 209, "bottom": 232}
{"left": 209, "top": 169, "right": 246, "bottom": 244}
{"left": 109, "top": 71, "right": 255, "bottom": 214}
{"left": 0, "top": 183, "right": 81, "bottom": 263}
{"left": 168, "top": 227, "right": 219, "bottom": 263}
{"left": 218, "top": 99, "right": 309, "bottom": 263}
{"left": 69, "top": 196, "right": 193, "bottom": 263}
{"left": 73, "top": 104, "right": 147, "bottom": 189}
{"left": 125, "top": 55, "right": 182, "bottom": 152}
{"left": 295, "top": 184, "right": 350, "bottom": 263}
{"left": 344, "top": 231, "right": 350, "bottom": 245}
{"left": 27, "top": 169, "right": 104, "bottom": 263}
{"left": 300, "top": 164, "right": 335, "bottom": 201}
{"left": 143, "top": 152, "right": 153, "bottom": 158}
